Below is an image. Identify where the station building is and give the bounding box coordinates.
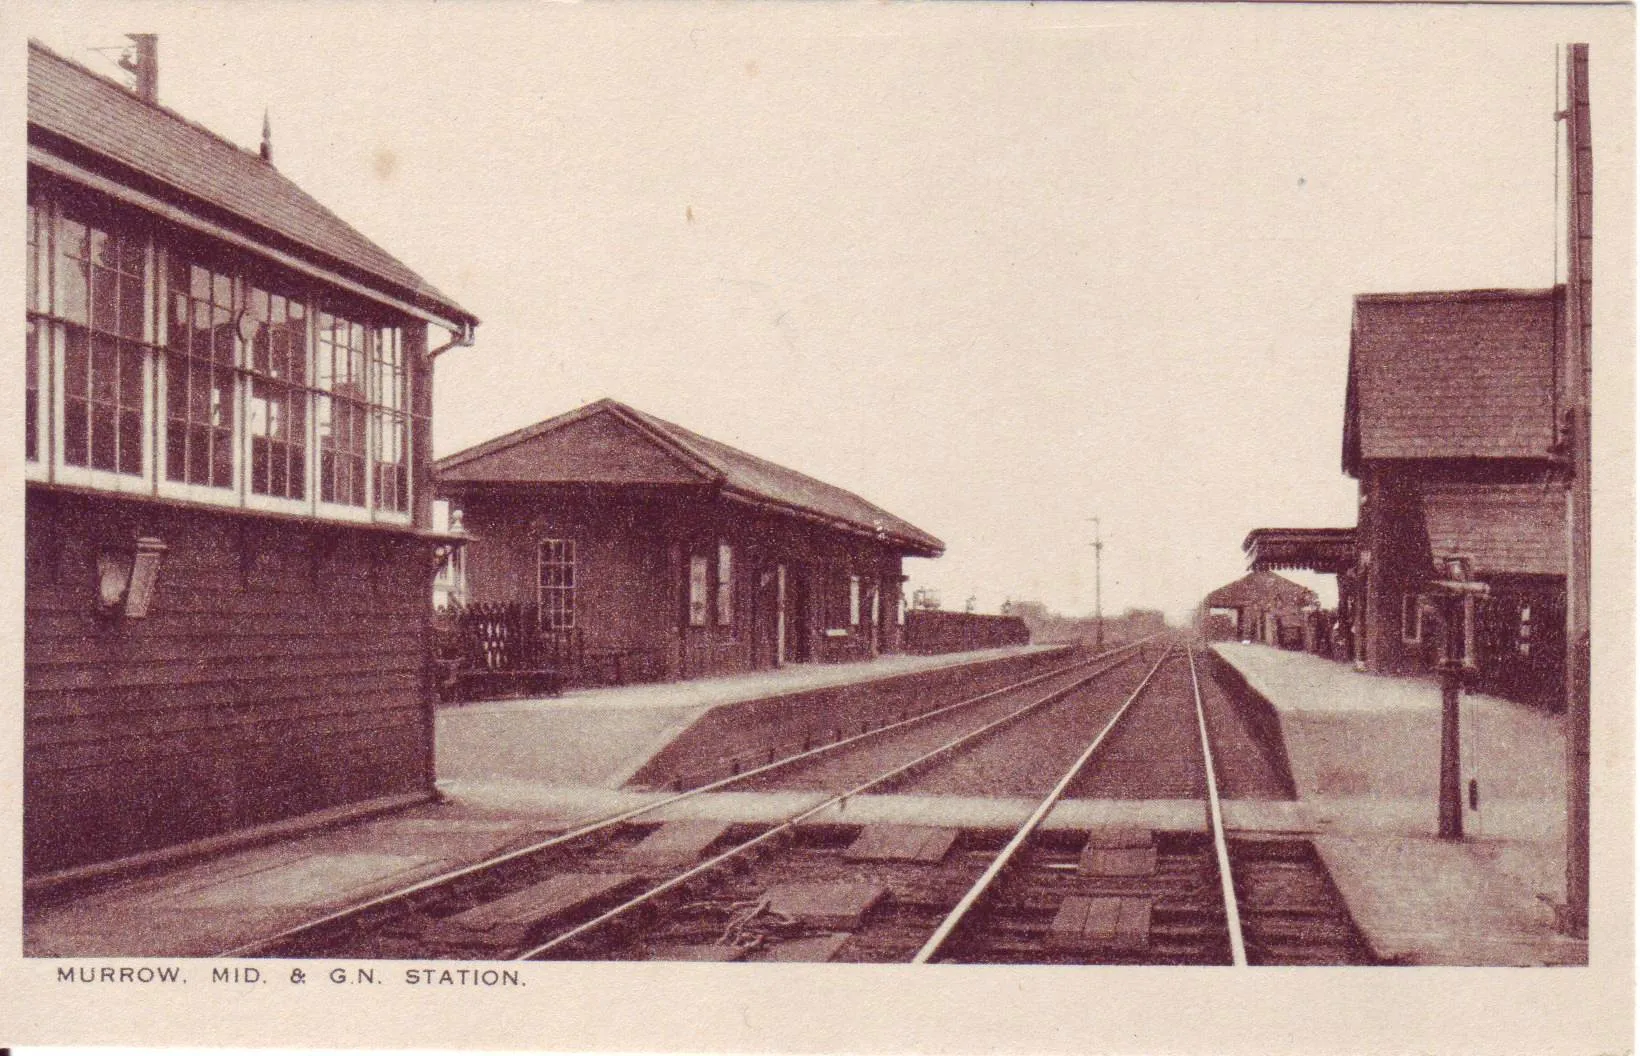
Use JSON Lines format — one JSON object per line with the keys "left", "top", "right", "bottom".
{"left": 1201, "top": 571, "right": 1318, "bottom": 649}
{"left": 434, "top": 398, "right": 944, "bottom": 684}
{"left": 24, "top": 40, "right": 479, "bottom": 877}
{"left": 1246, "top": 288, "right": 1568, "bottom": 706}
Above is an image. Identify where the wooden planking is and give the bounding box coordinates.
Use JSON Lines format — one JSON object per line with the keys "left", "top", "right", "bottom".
{"left": 843, "top": 825, "right": 960, "bottom": 864}
{"left": 1082, "top": 826, "right": 1155, "bottom": 850}
{"left": 28, "top": 708, "right": 428, "bottom": 770}
{"left": 26, "top": 625, "right": 427, "bottom": 666}
{"left": 1047, "top": 896, "right": 1152, "bottom": 954}
{"left": 23, "top": 652, "right": 424, "bottom": 697}
{"left": 25, "top": 606, "right": 424, "bottom": 641}
{"left": 27, "top": 697, "right": 426, "bottom": 753}
{"left": 763, "top": 882, "right": 890, "bottom": 930}
{"left": 25, "top": 488, "right": 440, "bottom": 875}
{"left": 26, "top": 670, "right": 425, "bottom": 728}
{"left": 753, "top": 933, "right": 854, "bottom": 963}
{"left": 1079, "top": 847, "right": 1159, "bottom": 878}
{"left": 619, "top": 821, "right": 735, "bottom": 872}
{"left": 425, "top": 873, "right": 644, "bottom": 949}
{"left": 648, "top": 944, "right": 748, "bottom": 962}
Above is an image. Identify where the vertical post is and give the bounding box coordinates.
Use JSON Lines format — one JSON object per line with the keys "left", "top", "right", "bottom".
{"left": 1438, "top": 653, "right": 1465, "bottom": 840}
{"left": 126, "top": 33, "right": 158, "bottom": 104}
{"left": 1560, "top": 42, "right": 1592, "bottom": 938}
{"left": 1093, "top": 517, "right": 1104, "bottom": 651}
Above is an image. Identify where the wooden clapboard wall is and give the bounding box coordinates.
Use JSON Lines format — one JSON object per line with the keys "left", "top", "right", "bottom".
{"left": 23, "top": 488, "right": 435, "bottom": 875}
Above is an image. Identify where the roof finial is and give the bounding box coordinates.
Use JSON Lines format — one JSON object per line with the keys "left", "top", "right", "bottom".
{"left": 260, "top": 108, "right": 273, "bottom": 164}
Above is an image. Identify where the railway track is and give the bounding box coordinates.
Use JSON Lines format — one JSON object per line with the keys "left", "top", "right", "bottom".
{"left": 225, "top": 638, "right": 1155, "bottom": 959}
{"left": 233, "top": 639, "right": 1372, "bottom": 965}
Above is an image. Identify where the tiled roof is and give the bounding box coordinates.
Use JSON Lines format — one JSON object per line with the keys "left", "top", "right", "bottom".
{"left": 1344, "top": 288, "right": 1560, "bottom": 473}
{"left": 1203, "top": 571, "right": 1317, "bottom": 611}
{"left": 1420, "top": 482, "right": 1566, "bottom": 576}
{"left": 436, "top": 399, "right": 945, "bottom": 557}
{"left": 27, "top": 40, "right": 476, "bottom": 328}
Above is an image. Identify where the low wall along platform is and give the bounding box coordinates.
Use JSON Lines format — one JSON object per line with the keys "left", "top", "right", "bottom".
{"left": 627, "top": 645, "right": 1075, "bottom": 790}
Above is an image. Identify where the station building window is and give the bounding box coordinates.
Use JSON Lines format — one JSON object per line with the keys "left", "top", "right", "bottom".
{"left": 716, "top": 543, "right": 733, "bottom": 626}
{"left": 24, "top": 192, "right": 420, "bottom": 525}
{"left": 537, "top": 538, "right": 576, "bottom": 631}
{"left": 688, "top": 554, "right": 710, "bottom": 627}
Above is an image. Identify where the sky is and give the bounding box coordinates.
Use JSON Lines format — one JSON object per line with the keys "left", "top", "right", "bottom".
{"left": 21, "top": 2, "right": 1631, "bottom": 622}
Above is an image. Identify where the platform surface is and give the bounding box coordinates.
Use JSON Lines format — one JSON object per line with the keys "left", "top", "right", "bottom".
{"left": 437, "top": 645, "right": 1056, "bottom": 788}
{"left": 1212, "top": 643, "right": 1586, "bottom": 967}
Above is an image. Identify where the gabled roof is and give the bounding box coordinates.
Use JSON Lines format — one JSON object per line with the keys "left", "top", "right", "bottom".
{"left": 436, "top": 399, "right": 945, "bottom": 557}
{"left": 1420, "top": 482, "right": 1566, "bottom": 577}
{"left": 1343, "top": 288, "right": 1561, "bottom": 476}
{"left": 27, "top": 40, "right": 476, "bottom": 331}
{"left": 1203, "top": 571, "right": 1318, "bottom": 612}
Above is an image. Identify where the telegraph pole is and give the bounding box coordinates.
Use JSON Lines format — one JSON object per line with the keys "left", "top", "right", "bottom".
{"left": 1559, "top": 41, "right": 1592, "bottom": 939}
{"left": 1092, "top": 518, "right": 1104, "bottom": 650}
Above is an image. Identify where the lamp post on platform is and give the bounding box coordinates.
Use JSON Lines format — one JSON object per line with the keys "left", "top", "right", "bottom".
{"left": 1429, "top": 557, "right": 1487, "bottom": 840}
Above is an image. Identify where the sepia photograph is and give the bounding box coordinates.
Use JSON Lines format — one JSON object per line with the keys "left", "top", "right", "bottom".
{"left": 1, "top": 1, "right": 1633, "bottom": 1052}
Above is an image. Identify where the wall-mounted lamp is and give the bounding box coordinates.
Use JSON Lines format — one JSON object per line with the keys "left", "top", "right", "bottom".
{"left": 96, "top": 537, "right": 168, "bottom": 619}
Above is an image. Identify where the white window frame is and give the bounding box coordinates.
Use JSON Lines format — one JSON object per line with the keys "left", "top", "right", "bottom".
{"left": 716, "top": 542, "right": 734, "bottom": 627}
{"left": 27, "top": 191, "right": 419, "bottom": 529}
{"left": 535, "top": 538, "right": 576, "bottom": 631}
{"left": 849, "top": 575, "right": 861, "bottom": 628}
{"left": 688, "top": 554, "right": 710, "bottom": 627}
{"left": 1401, "top": 593, "right": 1423, "bottom": 645}
{"left": 46, "top": 203, "right": 157, "bottom": 496}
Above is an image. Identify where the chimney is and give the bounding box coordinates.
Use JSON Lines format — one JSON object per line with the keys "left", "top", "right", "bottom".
{"left": 120, "top": 33, "right": 158, "bottom": 104}
{"left": 260, "top": 109, "right": 274, "bottom": 164}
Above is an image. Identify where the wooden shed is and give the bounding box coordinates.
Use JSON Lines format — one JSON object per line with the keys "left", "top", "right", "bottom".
{"left": 434, "top": 399, "right": 944, "bottom": 685}
{"left": 24, "top": 41, "right": 478, "bottom": 877}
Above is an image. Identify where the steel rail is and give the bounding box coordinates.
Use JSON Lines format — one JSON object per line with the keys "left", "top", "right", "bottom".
{"left": 512, "top": 648, "right": 1159, "bottom": 960}
{"left": 1187, "top": 644, "right": 1247, "bottom": 967}
{"left": 218, "top": 637, "right": 1154, "bottom": 958}
{"left": 910, "top": 645, "right": 1176, "bottom": 964}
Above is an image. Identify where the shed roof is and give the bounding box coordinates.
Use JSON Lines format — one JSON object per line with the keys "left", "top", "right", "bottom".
{"left": 27, "top": 40, "right": 476, "bottom": 330}
{"left": 1343, "top": 288, "right": 1561, "bottom": 475}
{"left": 436, "top": 399, "right": 945, "bottom": 557}
{"left": 1203, "top": 571, "right": 1318, "bottom": 612}
{"left": 1420, "top": 482, "right": 1566, "bottom": 577}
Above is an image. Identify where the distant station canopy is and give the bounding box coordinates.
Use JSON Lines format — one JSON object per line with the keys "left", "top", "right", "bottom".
{"left": 1243, "top": 528, "right": 1357, "bottom": 575}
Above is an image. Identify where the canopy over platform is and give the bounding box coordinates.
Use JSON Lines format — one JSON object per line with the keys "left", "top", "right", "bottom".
{"left": 1243, "top": 528, "right": 1357, "bottom": 575}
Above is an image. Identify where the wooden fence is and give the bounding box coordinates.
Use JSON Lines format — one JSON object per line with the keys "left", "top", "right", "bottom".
{"left": 903, "top": 610, "right": 1031, "bottom": 655}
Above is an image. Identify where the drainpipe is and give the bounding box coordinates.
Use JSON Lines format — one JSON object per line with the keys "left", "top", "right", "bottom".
{"left": 427, "top": 319, "right": 477, "bottom": 360}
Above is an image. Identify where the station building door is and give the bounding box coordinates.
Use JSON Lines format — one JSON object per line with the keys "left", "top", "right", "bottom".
{"left": 784, "top": 563, "right": 811, "bottom": 663}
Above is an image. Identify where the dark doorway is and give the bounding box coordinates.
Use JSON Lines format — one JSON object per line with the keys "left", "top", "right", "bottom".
{"left": 786, "top": 563, "right": 811, "bottom": 663}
